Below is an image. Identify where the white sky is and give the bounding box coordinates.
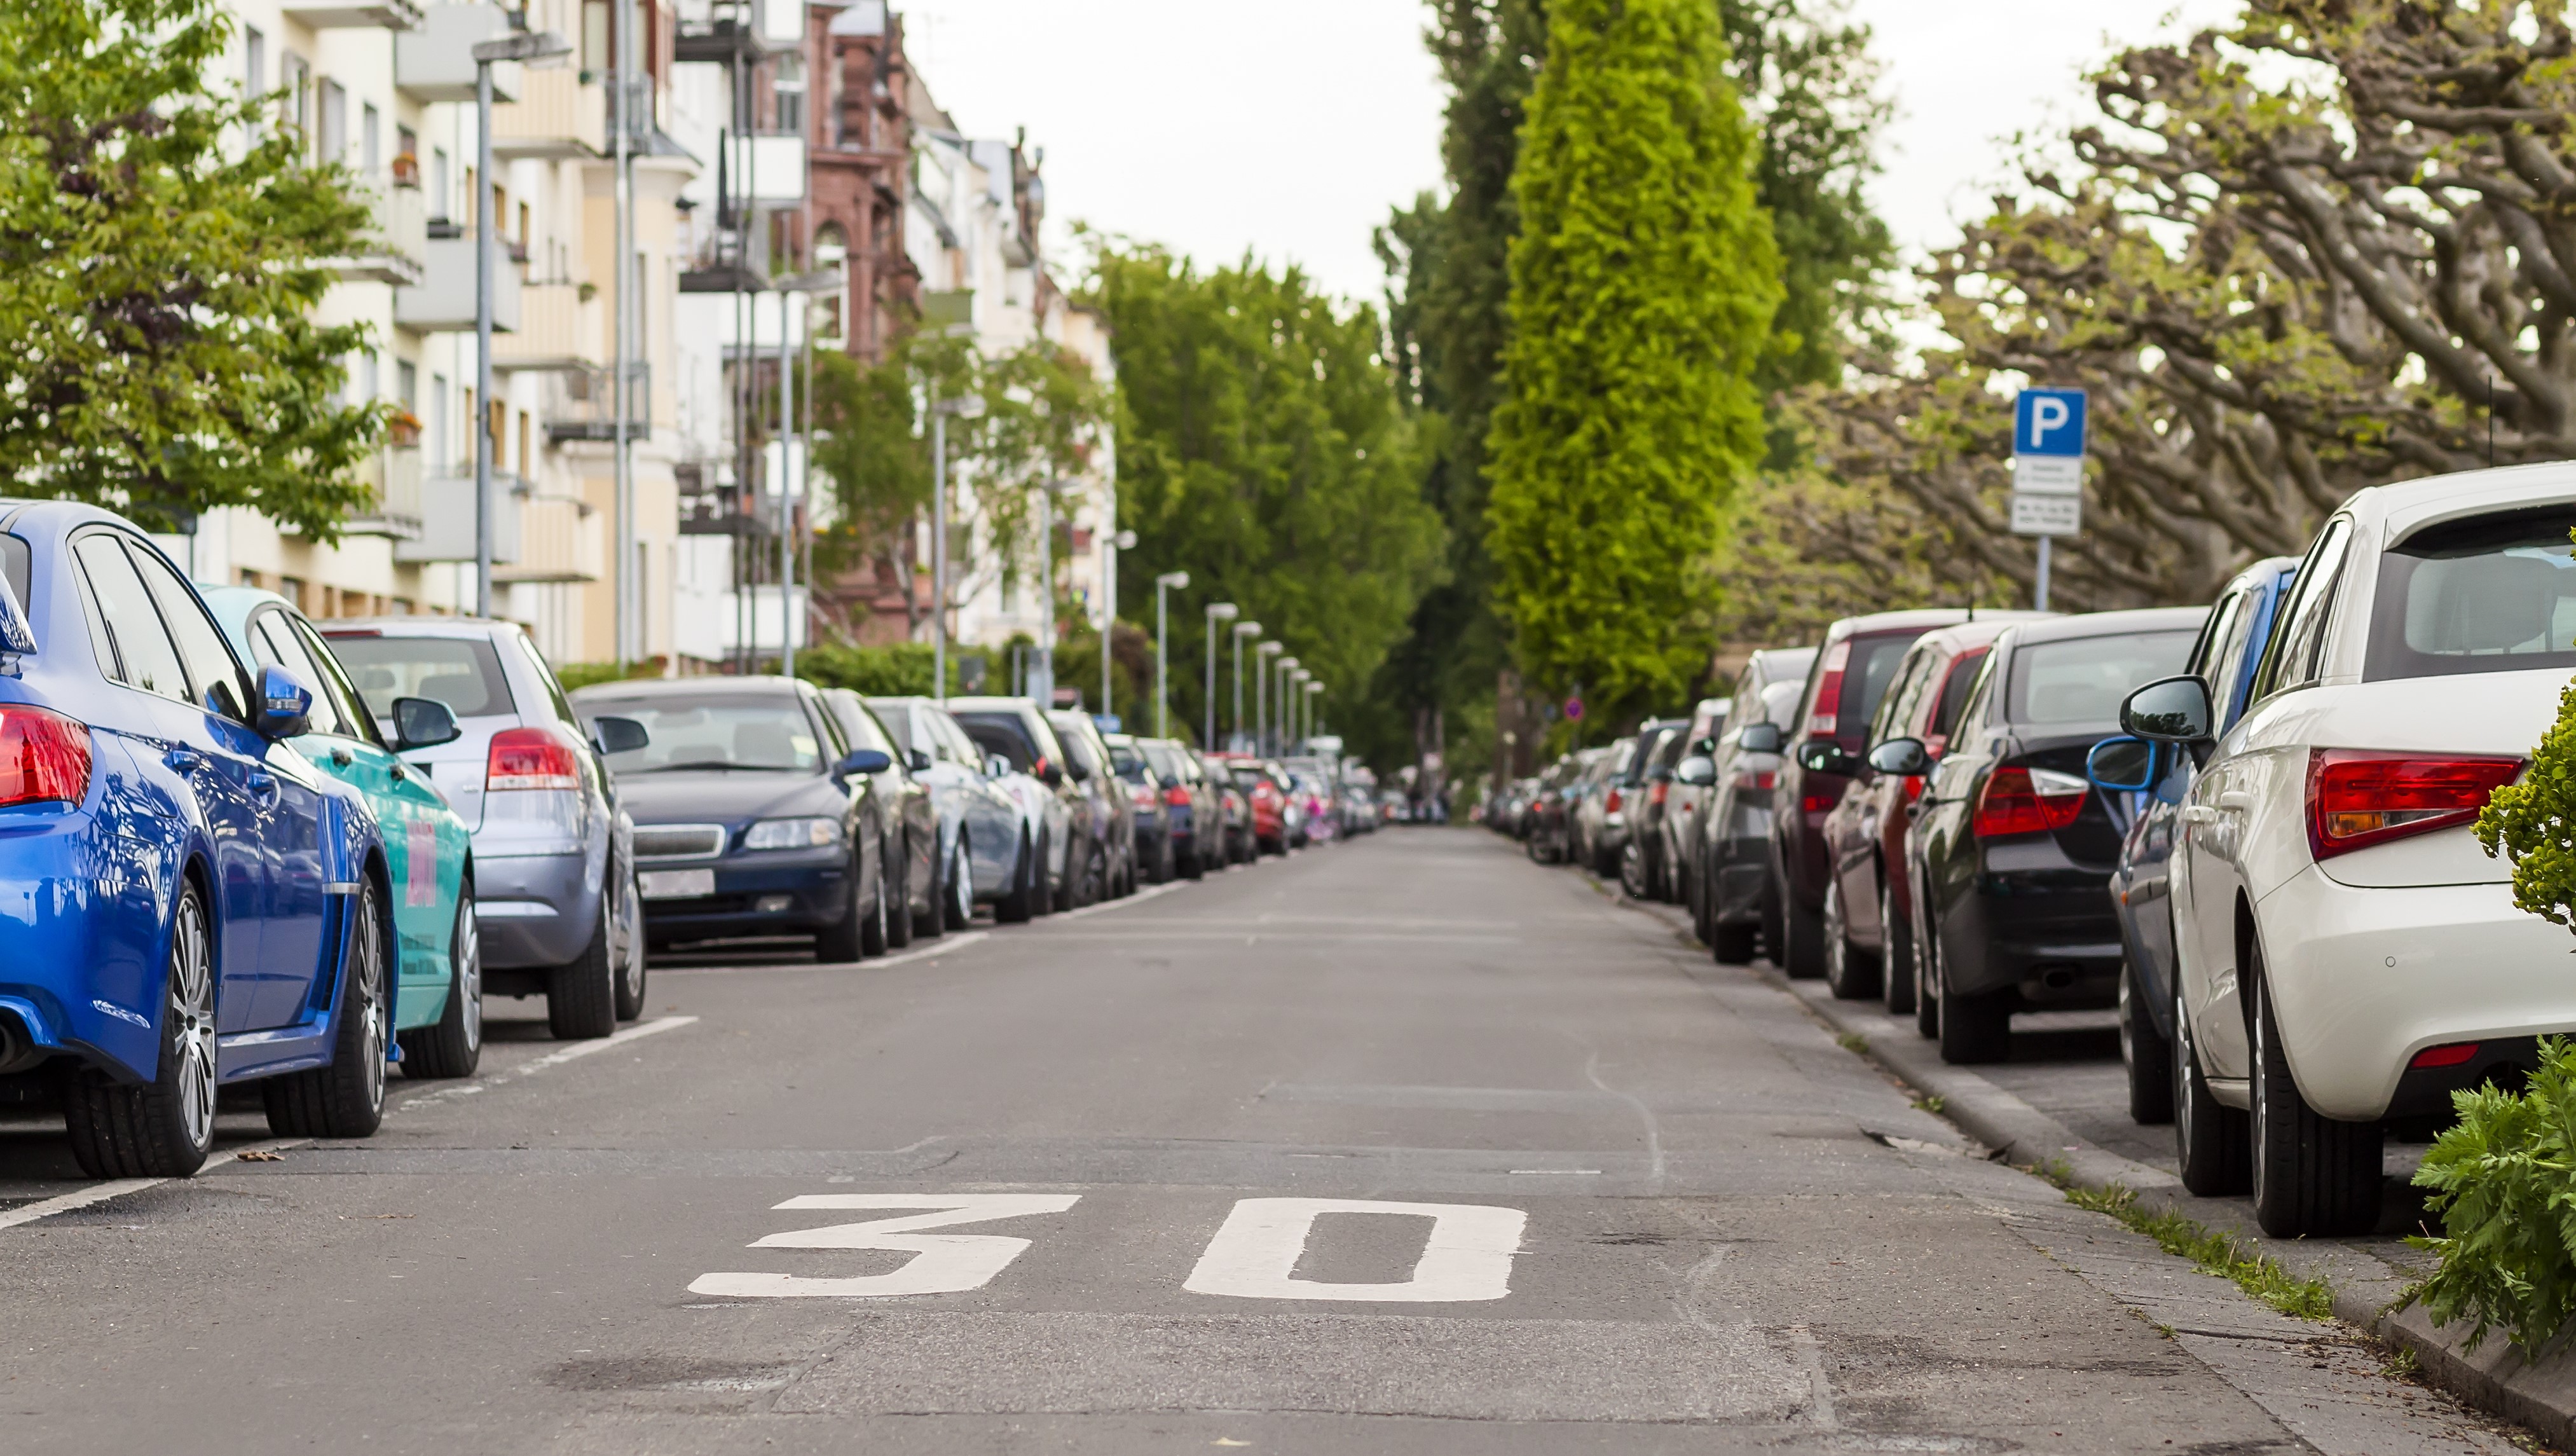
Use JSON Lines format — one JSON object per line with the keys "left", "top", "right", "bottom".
{"left": 893, "top": 1, "right": 2246, "bottom": 306}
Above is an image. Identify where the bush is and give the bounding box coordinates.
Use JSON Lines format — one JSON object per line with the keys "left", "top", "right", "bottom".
{"left": 555, "top": 659, "right": 662, "bottom": 693}
{"left": 2477, "top": 666, "right": 2576, "bottom": 934}
{"left": 2410, "top": 1036, "right": 2576, "bottom": 1354}
{"left": 795, "top": 643, "right": 950, "bottom": 697}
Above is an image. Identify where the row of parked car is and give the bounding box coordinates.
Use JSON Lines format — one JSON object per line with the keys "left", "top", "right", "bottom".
{"left": 0, "top": 498, "right": 1401, "bottom": 1185}
{"left": 1489, "top": 466, "right": 2576, "bottom": 1239}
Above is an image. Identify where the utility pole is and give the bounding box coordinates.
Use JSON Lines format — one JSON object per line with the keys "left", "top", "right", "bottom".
{"left": 777, "top": 284, "right": 794, "bottom": 678}
{"left": 1154, "top": 572, "right": 1189, "bottom": 738}
{"left": 931, "top": 397, "right": 947, "bottom": 701}
{"left": 612, "top": 0, "right": 634, "bottom": 664}
{"left": 1203, "top": 601, "right": 1237, "bottom": 748}
{"left": 1256, "top": 641, "right": 1282, "bottom": 757}
{"left": 1233, "top": 621, "right": 1261, "bottom": 752}
{"left": 470, "top": 26, "right": 570, "bottom": 619}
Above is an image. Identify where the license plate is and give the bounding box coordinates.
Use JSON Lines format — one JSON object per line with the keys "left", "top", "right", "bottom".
{"left": 639, "top": 869, "right": 715, "bottom": 900}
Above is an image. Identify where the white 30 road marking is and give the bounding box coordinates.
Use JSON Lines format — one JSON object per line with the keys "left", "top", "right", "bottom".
{"left": 1184, "top": 1198, "right": 1528, "bottom": 1303}
{"left": 689, "top": 1194, "right": 1081, "bottom": 1298}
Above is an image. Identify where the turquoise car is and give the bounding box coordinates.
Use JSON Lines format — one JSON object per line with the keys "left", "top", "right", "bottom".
{"left": 199, "top": 588, "right": 483, "bottom": 1078}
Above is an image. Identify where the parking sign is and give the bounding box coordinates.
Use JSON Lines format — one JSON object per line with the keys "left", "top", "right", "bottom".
{"left": 2014, "top": 389, "right": 2086, "bottom": 456}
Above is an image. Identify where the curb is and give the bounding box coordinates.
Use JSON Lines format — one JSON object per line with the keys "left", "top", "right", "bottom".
{"left": 1765, "top": 959, "right": 2576, "bottom": 1451}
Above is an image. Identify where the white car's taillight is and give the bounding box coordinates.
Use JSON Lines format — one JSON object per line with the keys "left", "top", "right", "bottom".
{"left": 2305, "top": 749, "right": 2522, "bottom": 860}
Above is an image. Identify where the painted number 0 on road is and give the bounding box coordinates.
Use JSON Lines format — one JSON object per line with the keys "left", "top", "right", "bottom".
{"left": 692, "top": 1195, "right": 1526, "bottom": 1303}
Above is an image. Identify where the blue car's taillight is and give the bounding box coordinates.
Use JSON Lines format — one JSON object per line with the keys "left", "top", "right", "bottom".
{"left": 0, "top": 706, "right": 90, "bottom": 808}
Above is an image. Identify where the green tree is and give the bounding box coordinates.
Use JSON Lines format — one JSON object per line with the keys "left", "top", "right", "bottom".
{"left": 0, "top": 0, "right": 384, "bottom": 535}
{"left": 1486, "top": 0, "right": 1783, "bottom": 721}
{"left": 1088, "top": 243, "right": 1443, "bottom": 761}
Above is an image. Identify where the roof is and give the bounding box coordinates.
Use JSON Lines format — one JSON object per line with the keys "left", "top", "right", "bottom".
{"left": 2346, "top": 462, "right": 2576, "bottom": 544}
{"left": 2006, "top": 606, "right": 2210, "bottom": 646}
{"left": 570, "top": 675, "right": 804, "bottom": 698}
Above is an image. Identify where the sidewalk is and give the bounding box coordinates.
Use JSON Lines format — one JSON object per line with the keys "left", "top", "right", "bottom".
{"left": 1611, "top": 884, "right": 2576, "bottom": 1450}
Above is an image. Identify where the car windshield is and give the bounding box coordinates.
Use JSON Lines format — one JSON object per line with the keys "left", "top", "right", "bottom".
{"left": 2008, "top": 631, "right": 2197, "bottom": 726}
{"left": 1108, "top": 741, "right": 1153, "bottom": 781}
{"left": 2367, "top": 506, "right": 2576, "bottom": 680}
{"left": 325, "top": 633, "right": 516, "bottom": 719}
{"left": 589, "top": 697, "right": 823, "bottom": 773}
{"left": 860, "top": 699, "right": 915, "bottom": 756}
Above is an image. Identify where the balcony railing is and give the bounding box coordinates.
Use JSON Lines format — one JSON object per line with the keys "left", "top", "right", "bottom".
{"left": 282, "top": 0, "right": 423, "bottom": 30}
{"left": 490, "top": 67, "right": 606, "bottom": 160}
{"left": 491, "top": 281, "right": 593, "bottom": 373}
{"left": 677, "top": 464, "right": 775, "bottom": 537}
{"left": 493, "top": 496, "right": 605, "bottom": 584}
{"left": 394, "top": 474, "right": 528, "bottom": 565}
{"left": 346, "top": 445, "right": 425, "bottom": 539}
{"left": 392, "top": 237, "right": 521, "bottom": 334}
{"left": 544, "top": 366, "right": 650, "bottom": 444}
{"left": 332, "top": 181, "right": 428, "bottom": 286}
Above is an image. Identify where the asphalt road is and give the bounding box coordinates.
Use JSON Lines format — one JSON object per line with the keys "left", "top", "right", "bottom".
{"left": 0, "top": 829, "right": 2523, "bottom": 1454}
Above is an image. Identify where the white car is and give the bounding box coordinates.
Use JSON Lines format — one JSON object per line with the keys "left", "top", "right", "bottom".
{"left": 2125, "top": 465, "right": 2576, "bottom": 1236}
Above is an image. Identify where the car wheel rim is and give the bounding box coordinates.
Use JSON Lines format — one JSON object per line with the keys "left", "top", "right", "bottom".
{"left": 357, "top": 890, "right": 386, "bottom": 1110}
{"left": 172, "top": 892, "right": 216, "bottom": 1150}
{"left": 617, "top": 871, "right": 643, "bottom": 998}
{"left": 2174, "top": 990, "right": 2197, "bottom": 1159}
{"left": 2249, "top": 980, "right": 2268, "bottom": 1204}
{"left": 458, "top": 896, "right": 483, "bottom": 1055}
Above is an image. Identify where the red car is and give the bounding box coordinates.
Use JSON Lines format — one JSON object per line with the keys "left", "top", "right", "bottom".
{"left": 1221, "top": 757, "right": 1291, "bottom": 855}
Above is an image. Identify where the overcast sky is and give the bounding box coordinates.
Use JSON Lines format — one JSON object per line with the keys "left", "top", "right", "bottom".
{"left": 894, "top": 0, "right": 2245, "bottom": 307}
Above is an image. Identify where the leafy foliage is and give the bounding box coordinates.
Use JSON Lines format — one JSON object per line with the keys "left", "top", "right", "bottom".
{"left": 795, "top": 642, "right": 951, "bottom": 697}
{"left": 0, "top": 0, "right": 383, "bottom": 535}
{"left": 2479, "top": 643, "right": 2576, "bottom": 934}
{"left": 2409, "top": 1037, "right": 2576, "bottom": 1355}
{"left": 1088, "top": 242, "right": 1443, "bottom": 762}
{"left": 1486, "top": 0, "right": 1781, "bottom": 723}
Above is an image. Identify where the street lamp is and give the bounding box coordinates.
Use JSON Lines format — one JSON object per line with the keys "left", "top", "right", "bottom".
{"left": 1204, "top": 601, "right": 1237, "bottom": 748}
{"left": 1273, "top": 656, "right": 1299, "bottom": 757}
{"left": 1154, "top": 570, "right": 1189, "bottom": 738}
{"left": 1286, "top": 668, "right": 1309, "bottom": 751}
{"left": 928, "top": 393, "right": 983, "bottom": 701}
{"left": 470, "top": 25, "right": 572, "bottom": 618}
{"left": 1033, "top": 476, "right": 1077, "bottom": 710}
{"left": 1231, "top": 621, "right": 1261, "bottom": 752}
{"left": 1305, "top": 679, "right": 1324, "bottom": 750}
{"left": 1256, "top": 642, "right": 1283, "bottom": 755}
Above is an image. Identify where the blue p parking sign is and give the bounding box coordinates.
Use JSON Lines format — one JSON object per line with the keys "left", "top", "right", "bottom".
{"left": 2014, "top": 388, "right": 2087, "bottom": 457}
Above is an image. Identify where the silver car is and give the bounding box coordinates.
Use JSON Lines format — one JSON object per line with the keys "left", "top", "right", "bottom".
{"left": 323, "top": 619, "right": 643, "bottom": 1038}
{"left": 863, "top": 696, "right": 1028, "bottom": 922}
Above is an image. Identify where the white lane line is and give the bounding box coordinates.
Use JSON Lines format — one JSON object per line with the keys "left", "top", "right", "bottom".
{"left": 1052, "top": 879, "right": 1189, "bottom": 921}
{"left": 0, "top": 1136, "right": 308, "bottom": 1233}
{"left": 394, "top": 1013, "right": 699, "bottom": 1111}
{"left": 865, "top": 931, "right": 990, "bottom": 968}
{"left": 665, "top": 932, "right": 995, "bottom": 976}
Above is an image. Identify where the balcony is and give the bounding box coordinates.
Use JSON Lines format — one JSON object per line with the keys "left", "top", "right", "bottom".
{"left": 493, "top": 497, "right": 605, "bottom": 584}
{"left": 282, "top": 0, "right": 422, "bottom": 28}
{"left": 491, "top": 281, "right": 593, "bottom": 373}
{"left": 394, "top": 3, "right": 519, "bottom": 104}
{"left": 675, "top": 0, "right": 803, "bottom": 64}
{"left": 490, "top": 68, "right": 606, "bottom": 160}
{"left": 394, "top": 238, "right": 521, "bottom": 334}
{"left": 395, "top": 475, "right": 526, "bottom": 565}
{"left": 331, "top": 182, "right": 428, "bottom": 286}
{"left": 677, "top": 464, "right": 774, "bottom": 537}
{"left": 346, "top": 446, "right": 425, "bottom": 540}
{"left": 544, "top": 366, "right": 650, "bottom": 444}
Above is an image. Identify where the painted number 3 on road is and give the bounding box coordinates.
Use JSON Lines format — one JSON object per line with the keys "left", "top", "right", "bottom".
{"left": 689, "top": 1195, "right": 1529, "bottom": 1304}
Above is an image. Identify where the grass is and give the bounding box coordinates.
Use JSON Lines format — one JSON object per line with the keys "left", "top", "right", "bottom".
{"left": 2034, "top": 1167, "right": 2334, "bottom": 1321}
{"left": 1836, "top": 1032, "right": 1869, "bottom": 1054}
{"left": 1912, "top": 1094, "right": 1947, "bottom": 1115}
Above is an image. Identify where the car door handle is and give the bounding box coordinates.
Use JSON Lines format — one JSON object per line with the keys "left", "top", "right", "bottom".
{"left": 247, "top": 771, "right": 280, "bottom": 802}
{"left": 2181, "top": 806, "right": 2219, "bottom": 824}
{"left": 163, "top": 748, "right": 203, "bottom": 773}
{"left": 2217, "top": 791, "right": 2256, "bottom": 812}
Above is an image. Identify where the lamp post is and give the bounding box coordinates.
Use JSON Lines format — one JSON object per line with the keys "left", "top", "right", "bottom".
{"left": 1231, "top": 620, "right": 1261, "bottom": 752}
{"left": 1153, "top": 571, "right": 1189, "bottom": 739}
{"left": 928, "top": 394, "right": 982, "bottom": 701}
{"left": 1203, "top": 601, "right": 1236, "bottom": 748}
{"left": 1285, "top": 668, "right": 1308, "bottom": 751}
{"left": 1305, "top": 679, "right": 1324, "bottom": 750}
{"left": 1272, "top": 656, "right": 1299, "bottom": 757}
{"left": 470, "top": 27, "right": 572, "bottom": 619}
{"left": 1256, "top": 642, "right": 1283, "bottom": 755}
{"left": 1033, "top": 476, "right": 1074, "bottom": 710}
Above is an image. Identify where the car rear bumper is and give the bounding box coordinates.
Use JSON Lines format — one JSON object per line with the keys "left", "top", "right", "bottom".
{"left": 0, "top": 807, "right": 152, "bottom": 1081}
{"left": 2259, "top": 865, "right": 2576, "bottom": 1120}
{"left": 1709, "top": 837, "right": 1770, "bottom": 926}
{"left": 1936, "top": 866, "right": 2123, "bottom": 1005}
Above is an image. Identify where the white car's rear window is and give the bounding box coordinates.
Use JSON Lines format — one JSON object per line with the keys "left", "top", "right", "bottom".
{"left": 2367, "top": 507, "right": 2576, "bottom": 680}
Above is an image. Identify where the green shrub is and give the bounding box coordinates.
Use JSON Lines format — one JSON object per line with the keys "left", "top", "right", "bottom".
{"left": 2409, "top": 1036, "right": 2576, "bottom": 1354}
{"left": 554, "top": 659, "right": 662, "bottom": 693}
{"left": 2477, "top": 666, "right": 2576, "bottom": 934}
{"left": 794, "top": 643, "right": 950, "bottom": 697}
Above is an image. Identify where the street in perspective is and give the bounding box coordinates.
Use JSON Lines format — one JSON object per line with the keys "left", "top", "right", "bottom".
{"left": 6, "top": 0, "right": 2576, "bottom": 1452}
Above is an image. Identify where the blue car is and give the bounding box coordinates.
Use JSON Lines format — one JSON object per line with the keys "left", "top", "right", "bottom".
{"left": 0, "top": 503, "right": 392, "bottom": 1177}
{"left": 2088, "top": 556, "right": 2301, "bottom": 1127}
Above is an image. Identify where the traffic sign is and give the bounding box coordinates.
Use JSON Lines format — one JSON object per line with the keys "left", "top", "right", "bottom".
{"left": 1564, "top": 697, "right": 1584, "bottom": 722}
{"left": 2010, "top": 493, "right": 2081, "bottom": 537}
{"left": 2013, "top": 388, "right": 2087, "bottom": 457}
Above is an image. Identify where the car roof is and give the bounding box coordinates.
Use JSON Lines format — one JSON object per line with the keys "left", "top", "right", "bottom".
{"left": 1902, "top": 617, "right": 2020, "bottom": 657}
{"left": 571, "top": 675, "right": 804, "bottom": 699}
{"left": 2001, "top": 606, "right": 2208, "bottom": 647}
{"left": 319, "top": 615, "right": 520, "bottom": 639}
{"left": 2345, "top": 461, "right": 2576, "bottom": 544}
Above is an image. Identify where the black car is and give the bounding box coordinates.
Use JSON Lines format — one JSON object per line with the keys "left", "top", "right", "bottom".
{"left": 947, "top": 696, "right": 1093, "bottom": 911}
{"left": 1618, "top": 718, "right": 1690, "bottom": 900}
{"left": 1143, "top": 738, "right": 1216, "bottom": 877}
{"left": 1105, "top": 731, "right": 1176, "bottom": 884}
{"left": 575, "top": 676, "right": 895, "bottom": 961}
{"left": 1051, "top": 710, "right": 1137, "bottom": 899}
{"left": 815, "top": 688, "right": 940, "bottom": 947}
{"left": 1895, "top": 608, "right": 2205, "bottom": 1063}
{"left": 1691, "top": 649, "right": 1814, "bottom": 959}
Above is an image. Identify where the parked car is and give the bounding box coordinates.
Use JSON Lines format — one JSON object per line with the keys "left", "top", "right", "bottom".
{"left": 1281, "top": 756, "right": 1339, "bottom": 846}
{"left": 2120, "top": 470, "right": 2576, "bottom": 1235}
{"left": 571, "top": 677, "right": 893, "bottom": 963}
{"left": 2088, "top": 558, "right": 2301, "bottom": 1128}
{"left": 1652, "top": 697, "right": 1731, "bottom": 907}
{"left": 814, "top": 689, "right": 940, "bottom": 944}
{"left": 1200, "top": 750, "right": 1253, "bottom": 863}
{"left": 327, "top": 617, "right": 643, "bottom": 1039}
{"left": 1693, "top": 649, "right": 1816, "bottom": 961}
{"left": 1106, "top": 732, "right": 1176, "bottom": 884}
{"left": 947, "top": 697, "right": 1086, "bottom": 912}
{"left": 1228, "top": 757, "right": 1292, "bottom": 855}
{"left": 865, "top": 696, "right": 1030, "bottom": 924}
{"left": 203, "top": 587, "right": 483, "bottom": 1078}
{"left": 1894, "top": 608, "right": 2203, "bottom": 1064}
{"left": 1619, "top": 718, "right": 1693, "bottom": 900}
{"left": 1524, "top": 752, "right": 1593, "bottom": 865}
{"left": 1569, "top": 745, "right": 1629, "bottom": 872}
{"left": 1050, "top": 708, "right": 1135, "bottom": 899}
{"left": 1772, "top": 612, "right": 2045, "bottom": 977}
{"left": 1816, "top": 619, "right": 2018, "bottom": 1011}
{"left": 0, "top": 505, "right": 394, "bottom": 1175}
{"left": 1141, "top": 738, "right": 1216, "bottom": 877}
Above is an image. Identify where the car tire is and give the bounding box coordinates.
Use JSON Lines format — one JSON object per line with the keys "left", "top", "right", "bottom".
{"left": 264, "top": 878, "right": 390, "bottom": 1139}
{"left": 886, "top": 834, "right": 915, "bottom": 949}
{"left": 817, "top": 848, "right": 868, "bottom": 963}
{"left": 2173, "top": 981, "right": 2251, "bottom": 1195}
{"left": 996, "top": 830, "right": 1040, "bottom": 924}
{"left": 400, "top": 881, "right": 483, "bottom": 1080}
{"left": 1937, "top": 982, "right": 2010, "bottom": 1065}
{"left": 1913, "top": 900, "right": 1941, "bottom": 1040}
{"left": 1779, "top": 893, "right": 1827, "bottom": 980}
{"left": 945, "top": 833, "right": 975, "bottom": 931}
{"left": 63, "top": 879, "right": 218, "bottom": 1179}
{"left": 2249, "top": 959, "right": 2382, "bottom": 1237}
{"left": 858, "top": 854, "right": 891, "bottom": 958}
{"left": 1687, "top": 854, "right": 1711, "bottom": 943}
{"left": 1822, "top": 879, "right": 1880, "bottom": 1001}
{"left": 1880, "top": 877, "right": 1915, "bottom": 1016}
{"left": 1760, "top": 876, "right": 1788, "bottom": 970}
{"left": 610, "top": 855, "right": 645, "bottom": 1022}
{"left": 2120, "top": 961, "right": 2174, "bottom": 1126}
{"left": 547, "top": 877, "right": 621, "bottom": 1040}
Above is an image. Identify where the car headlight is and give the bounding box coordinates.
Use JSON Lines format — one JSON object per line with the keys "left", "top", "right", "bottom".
{"left": 744, "top": 817, "right": 843, "bottom": 851}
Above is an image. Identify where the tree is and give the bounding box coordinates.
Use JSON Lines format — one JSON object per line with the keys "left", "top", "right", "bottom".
{"left": 1089, "top": 242, "right": 1444, "bottom": 762}
{"left": 0, "top": 0, "right": 383, "bottom": 536}
{"left": 1486, "top": 0, "right": 1783, "bottom": 723}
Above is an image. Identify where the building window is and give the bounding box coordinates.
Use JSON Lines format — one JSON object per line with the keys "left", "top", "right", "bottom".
{"left": 430, "top": 147, "right": 448, "bottom": 217}
{"left": 431, "top": 373, "right": 449, "bottom": 472}
{"left": 317, "top": 78, "right": 346, "bottom": 163}
{"left": 280, "top": 577, "right": 306, "bottom": 611}
{"left": 280, "top": 55, "right": 309, "bottom": 135}
{"left": 362, "top": 102, "right": 380, "bottom": 174}
{"left": 237, "top": 568, "right": 261, "bottom": 589}
{"left": 774, "top": 57, "right": 805, "bottom": 136}
{"left": 243, "top": 27, "right": 264, "bottom": 99}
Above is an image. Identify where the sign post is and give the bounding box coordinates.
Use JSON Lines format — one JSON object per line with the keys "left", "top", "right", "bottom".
{"left": 2011, "top": 388, "right": 2086, "bottom": 611}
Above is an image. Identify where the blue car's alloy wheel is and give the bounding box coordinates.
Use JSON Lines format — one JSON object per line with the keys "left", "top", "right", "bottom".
{"left": 62, "top": 880, "right": 218, "bottom": 1178}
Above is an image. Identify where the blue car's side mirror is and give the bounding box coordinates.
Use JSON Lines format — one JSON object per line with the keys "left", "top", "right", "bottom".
{"left": 835, "top": 748, "right": 892, "bottom": 778}
{"left": 2086, "top": 735, "right": 2160, "bottom": 793}
{"left": 2121, "top": 675, "right": 2214, "bottom": 743}
{"left": 257, "top": 664, "right": 314, "bottom": 739}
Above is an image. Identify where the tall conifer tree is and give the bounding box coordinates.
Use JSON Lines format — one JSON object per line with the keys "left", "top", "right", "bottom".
{"left": 1486, "top": 0, "right": 1781, "bottom": 718}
